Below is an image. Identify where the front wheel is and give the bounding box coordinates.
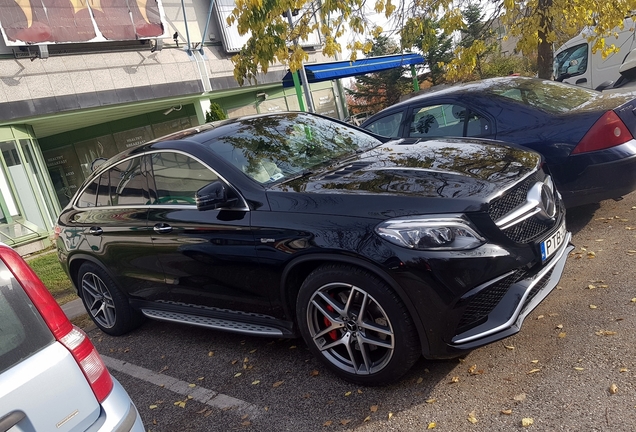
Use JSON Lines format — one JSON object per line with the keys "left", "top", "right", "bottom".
{"left": 296, "top": 264, "right": 421, "bottom": 385}
{"left": 77, "top": 262, "right": 145, "bottom": 336}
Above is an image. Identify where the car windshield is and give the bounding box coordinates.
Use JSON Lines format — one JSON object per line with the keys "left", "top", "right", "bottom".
{"left": 487, "top": 78, "right": 598, "bottom": 113}
{"left": 205, "top": 113, "right": 383, "bottom": 184}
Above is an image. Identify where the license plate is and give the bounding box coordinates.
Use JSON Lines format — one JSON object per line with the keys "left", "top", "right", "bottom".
{"left": 540, "top": 221, "right": 567, "bottom": 262}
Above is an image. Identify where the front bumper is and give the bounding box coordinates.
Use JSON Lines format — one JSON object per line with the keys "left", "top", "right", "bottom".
{"left": 449, "top": 231, "right": 573, "bottom": 350}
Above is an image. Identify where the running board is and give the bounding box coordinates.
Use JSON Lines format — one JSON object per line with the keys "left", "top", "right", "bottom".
{"left": 141, "top": 309, "right": 286, "bottom": 337}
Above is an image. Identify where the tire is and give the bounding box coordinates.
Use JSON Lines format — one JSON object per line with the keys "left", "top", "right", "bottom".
{"left": 77, "top": 262, "right": 145, "bottom": 336}
{"left": 296, "top": 264, "right": 421, "bottom": 385}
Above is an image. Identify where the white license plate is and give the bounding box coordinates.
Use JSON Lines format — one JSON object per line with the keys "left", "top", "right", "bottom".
{"left": 540, "top": 221, "right": 567, "bottom": 262}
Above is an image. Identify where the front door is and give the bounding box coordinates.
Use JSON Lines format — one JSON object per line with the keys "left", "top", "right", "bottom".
{"left": 146, "top": 151, "right": 270, "bottom": 313}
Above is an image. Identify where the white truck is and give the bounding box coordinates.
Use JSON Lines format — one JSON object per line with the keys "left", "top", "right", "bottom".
{"left": 553, "top": 17, "right": 636, "bottom": 90}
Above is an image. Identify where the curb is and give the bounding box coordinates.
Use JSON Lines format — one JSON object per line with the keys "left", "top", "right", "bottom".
{"left": 61, "top": 297, "right": 88, "bottom": 320}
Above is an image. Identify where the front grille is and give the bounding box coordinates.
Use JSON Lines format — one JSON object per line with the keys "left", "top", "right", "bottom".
{"left": 457, "top": 271, "right": 525, "bottom": 330}
{"left": 488, "top": 173, "right": 562, "bottom": 244}
{"left": 520, "top": 266, "right": 555, "bottom": 312}
{"left": 488, "top": 173, "right": 538, "bottom": 221}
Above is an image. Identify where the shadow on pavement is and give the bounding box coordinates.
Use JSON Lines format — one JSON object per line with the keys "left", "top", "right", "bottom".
{"left": 565, "top": 203, "right": 600, "bottom": 235}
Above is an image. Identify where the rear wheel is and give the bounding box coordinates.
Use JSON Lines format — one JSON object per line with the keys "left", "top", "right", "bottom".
{"left": 77, "top": 262, "right": 145, "bottom": 335}
{"left": 296, "top": 264, "right": 421, "bottom": 385}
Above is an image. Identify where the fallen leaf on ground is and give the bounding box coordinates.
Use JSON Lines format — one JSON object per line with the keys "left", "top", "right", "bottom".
{"left": 590, "top": 305, "right": 597, "bottom": 309}
{"left": 357, "top": 389, "right": 363, "bottom": 394}
{"left": 149, "top": 405, "right": 158, "bottom": 410}
{"left": 252, "top": 380, "right": 260, "bottom": 385}
{"left": 556, "top": 324, "right": 563, "bottom": 329}
{"left": 504, "top": 345, "right": 515, "bottom": 350}
{"left": 558, "top": 332, "right": 566, "bottom": 338}
{"left": 588, "top": 285, "right": 596, "bottom": 289}
{"left": 174, "top": 401, "right": 186, "bottom": 408}
{"left": 272, "top": 381, "right": 284, "bottom": 388}
{"left": 388, "top": 412, "right": 393, "bottom": 420}
{"left": 501, "top": 409, "right": 512, "bottom": 415}
{"left": 426, "top": 398, "right": 437, "bottom": 404}
{"left": 340, "top": 419, "right": 351, "bottom": 425}
{"left": 527, "top": 369, "right": 541, "bottom": 374}
{"left": 197, "top": 377, "right": 204, "bottom": 381}
{"left": 573, "top": 367, "right": 584, "bottom": 371}
{"left": 234, "top": 373, "right": 242, "bottom": 378}
{"left": 468, "top": 365, "right": 477, "bottom": 374}
{"left": 521, "top": 418, "right": 534, "bottom": 427}
{"left": 595, "top": 330, "right": 617, "bottom": 336}
{"left": 416, "top": 377, "right": 424, "bottom": 384}
{"left": 323, "top": 420, "right": 332, "bottom": 426}
{"left": 208, "top": 351, "right": 214, "bottom": 357}
{"left": 609, "top": 384, "right": 618, "bottom": 394}
{"left": 531, "top": 360, "right": 539, "bottom": 364}
{"left": 249, "top": 349, "right": 257, "bottom": 353}
{"left": 427, "top": 422, "right": 437, "bottom": 429}
{"left": 370, "top": 405, "right": 378, "bottom": 412}
{"left": 537, "top": 315, "right": 544, "bottom": 319}
{"left": 231, "top": 360, "right": 238, "bottom": 365}
{"left": 344, "top": 391, "right": 352, "bottom": 397}
{"left": 363, "top": 416, "right": 371, "bottom": 422}
{"left": 289, "top": 345, "right": 296, "bottom": 349}
{"left": 620, "top": 368, "right": 629, "bottom": 373}
{"left": 588, "top": 252, "right": 596, "bottom": 258}
{"left": 450, "top": 376, "right": 460, "bottom": 383}
{"left": 310, "top": 370, "right": 319, "bottom": 376}
{"left": 631, "top": 298, "right": 636, "bottom": 303}
{"left": 467, "top": 411, "right": 478, "bottom": 424}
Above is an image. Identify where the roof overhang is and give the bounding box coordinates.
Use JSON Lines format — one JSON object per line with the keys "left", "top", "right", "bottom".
{"left": 282, "top": 53, "right": 425, "bottom": 87}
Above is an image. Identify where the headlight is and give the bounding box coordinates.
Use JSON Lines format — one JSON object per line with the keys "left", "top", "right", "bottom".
{"left": 375, "top": 215, "right": 485, "bottom": 250}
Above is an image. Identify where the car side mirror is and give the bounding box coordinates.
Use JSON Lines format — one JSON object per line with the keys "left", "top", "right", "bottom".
{"left": 195, "top": 181, "right": 237, "bottom": 211}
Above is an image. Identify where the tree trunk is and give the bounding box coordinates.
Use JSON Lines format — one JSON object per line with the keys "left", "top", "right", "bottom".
{"left": 537, "top": 0, "right": 553, "bottom": 79}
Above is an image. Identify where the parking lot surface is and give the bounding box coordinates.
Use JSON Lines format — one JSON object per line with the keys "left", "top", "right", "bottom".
{"left": 88, "top": 191, "right": 636, "bottom": 431}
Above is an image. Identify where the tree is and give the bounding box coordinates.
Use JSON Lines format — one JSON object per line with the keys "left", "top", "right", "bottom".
{"left": 346, "top": 36, "right": 412, "bottom": 114}
{"left": 401, "top": 17, "right": 453, "bottom": 85}
{"left": 205, "top": 102, "right": 227, "bottom": 122}
{"left": 229, "top": 0, "right": 635, "bottom": 83}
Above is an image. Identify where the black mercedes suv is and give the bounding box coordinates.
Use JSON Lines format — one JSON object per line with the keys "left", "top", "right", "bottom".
{"left": 56, "top": 112, "right": 572, "bottom": 385}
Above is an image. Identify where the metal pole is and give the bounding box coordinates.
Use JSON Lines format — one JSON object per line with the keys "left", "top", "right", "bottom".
{"left": 291, "top": 71, "right": 306, "bottom": 111}
{"left": 180, "top": 0, "right": 193, "bottom": 54}
{"left": 199, "top": 0, "right": 216, "bottom": 54}
{"left": 411, "top": 64, "right": 420, "bottom": 91}
{"left": 287, "top": 9, "right": 315, "bottom": 113}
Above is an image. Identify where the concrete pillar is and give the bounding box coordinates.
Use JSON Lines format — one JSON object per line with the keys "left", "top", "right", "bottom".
{"left": 194, "top": 97, "right": 212, "bottom": 125}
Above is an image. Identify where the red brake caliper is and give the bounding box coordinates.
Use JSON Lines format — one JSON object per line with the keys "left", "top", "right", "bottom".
{"left": 323, "top": 304, "right": 338, "bottom": 340}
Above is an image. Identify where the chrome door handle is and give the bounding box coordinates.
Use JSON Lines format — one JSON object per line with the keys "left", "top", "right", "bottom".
{"left": 88, "top": 227, "right": 103, "bottom": 236}
{"left": 153, "top": 223, "right": 172, "bottom": 234}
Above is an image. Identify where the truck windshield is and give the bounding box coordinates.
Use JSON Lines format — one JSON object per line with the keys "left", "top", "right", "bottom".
{"left": 554, "top": 43, "right": 588, "bottom": 81}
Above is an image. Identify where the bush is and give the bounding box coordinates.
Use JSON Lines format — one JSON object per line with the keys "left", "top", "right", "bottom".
{"left": 206, "top": 102, "right": 227, "bottom": 122}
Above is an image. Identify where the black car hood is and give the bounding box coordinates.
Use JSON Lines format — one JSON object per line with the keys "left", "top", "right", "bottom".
{"left": 266, "top": 138, "right": 541, "bottom": 217}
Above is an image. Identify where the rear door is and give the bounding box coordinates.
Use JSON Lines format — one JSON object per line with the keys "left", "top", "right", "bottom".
{"left": 0, "top": 259, "right": 101, "bottom": 431}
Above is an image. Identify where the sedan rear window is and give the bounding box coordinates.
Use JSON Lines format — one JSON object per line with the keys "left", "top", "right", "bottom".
{"left": 488, "top": 79, "right": 598, "bottom": 113}
{"left": 0, "top": 260, "right": 54, "bottom": 374}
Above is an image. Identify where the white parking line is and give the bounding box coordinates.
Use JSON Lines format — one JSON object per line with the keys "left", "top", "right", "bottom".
{"left": 102, "top": 355, "right": 262, "bottom": 418}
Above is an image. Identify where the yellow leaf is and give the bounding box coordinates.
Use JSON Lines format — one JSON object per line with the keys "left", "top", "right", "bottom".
{"left": 197, "top": 377, "right": 204, "bottom": 381}
{"left": 416, "top": 377, "right": 424, "bottom": 384}
{"left": 468, "top": 364, "right": 477, "bottom": 374}
{"left": 467, "top": 411, "right": 478, "bottom": 424}
{"left": 620, "top": 368, "right": 629, "bottom": 373}
{"left": 609, "top": 384, "right": 618, "bottom": 394}
{"left": 558, "top": 332, "right": 566, "bottom": 338}
{"left": 340, "top": 419, "right": 351, "bottom": 425}
{"left": 370, "top": 405, "right": 378, "bottom": 412}
{"left": 599, "top": 284, "right": 608, "bottom": 288}
{"left": 174, "top": 401, "right": 186, "bottom": 408}
{"left": 208, "top": 351, "right": 214, "bottom": 356}
{"left": 188, "top": 383, "right": 196, "bottom": 388}
{"left": 590, "top": 305, "right": 597, "bottom": 309}
{"left": 450, "top": 376, "right": 459, "bottom": 383}
{"left": 501, "top": 409, "right": 512, "bottom": 415}
{"left": 531, "top": 360, "right": 539, "bottom": 364}
{"left": 149, "top": 405, "right": 158, "bottom": 409}
{"left": 521, "top": 417, "right": 534, "bottom": 427}
{"left": 272, "top": 381, "right": 284, "bottom": 388}
{"left": 588, "top": 251, "right": 596, "bottom": 258}
{"left": 588, "top": 285, "right": 596, "bottom": 289}
{"left": 631, "top": 298, "right": 636, "bottom": 303}
{"left": 344, "top": 391, "right": 352, "bottom": 397}
{"left": 574, "top": 367, "right": 584, "bottom": 371}
{"left": 537, "top": 315, "right": 544, "bottom": 319}
{"left": 249, "top": 349, "right": 257, "bottom": 353}
{"left": 427, "top": 422, "right": 437, "bottom": 429}
{"left": 289, "top": 345, "right": 297, "bottom": 349}
{"left": 323, "top": 420, "right": 332, "bottom": 426}
{"left": 527, "top": 368, "right": 541, "bottom": 374}
{"left": 252, "top": 380, "right": 260, "bottom": 385}
{"left": 388, "top": 412, "right": 393, "bottom": 419}
{"left": 234, "top": 373, "right": 242, "bottom": 378}
{"left": 426, "top": 398, "right": 437, "bottom": 404}
{"left": 556, "top": 324, "right": 563, "bottom": 329}
{"left": 504, "top": 345, "right": 515, "bottom": 350}
{"left": 231, "top": 360, "right": 238, "bottom": 365}
{"left": 595, "top": 330, "right": 617, "bottom": 336}
{"left": 363, "top": 416, "right": 371, "bottom": 422}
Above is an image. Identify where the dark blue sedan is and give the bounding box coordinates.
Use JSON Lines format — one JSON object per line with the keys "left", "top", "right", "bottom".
{"left": 361, "top": 77, "right": 636, "bottom": 207}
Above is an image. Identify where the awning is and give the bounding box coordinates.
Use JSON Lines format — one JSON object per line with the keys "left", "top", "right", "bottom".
{"left": 282, "top": 53, "right": 425, "bottom": 87}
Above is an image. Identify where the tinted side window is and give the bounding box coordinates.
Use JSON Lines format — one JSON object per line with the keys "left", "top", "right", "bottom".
{"left": 364, "top": 112, "right": 403, "bottom": 137}
{"left": 466, "top": 111, "right": 492, "bottom": 137}
{"left": 104, "top": 158, "right": 148, "bottom": 206}
{"left": 408, "top": 104, "right": 466, "bottom": 138}
{"left": 76, "top": 177, "right": 99, "bottom": 208}
{"left": 151, "top": 152, "right": 218, "bottom": 205}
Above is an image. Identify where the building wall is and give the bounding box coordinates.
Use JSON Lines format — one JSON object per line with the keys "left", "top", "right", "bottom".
{"left": 0, "top": 0, "right": 341, "bottom": 252}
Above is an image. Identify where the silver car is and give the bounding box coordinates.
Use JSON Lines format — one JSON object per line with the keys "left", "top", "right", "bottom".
{"left": 0, "top": 244, "right": 144, "bottom": 431}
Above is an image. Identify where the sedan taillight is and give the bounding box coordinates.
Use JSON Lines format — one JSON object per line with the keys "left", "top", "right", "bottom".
{"left": 571, "top": 110, "right": 633, "bottom": 155}
{"left": 0, "top": 246, "right": 114, "bottom": 402}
